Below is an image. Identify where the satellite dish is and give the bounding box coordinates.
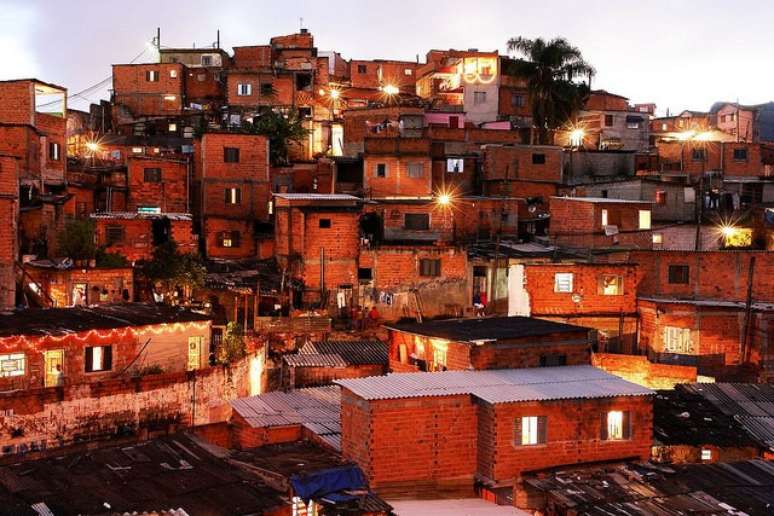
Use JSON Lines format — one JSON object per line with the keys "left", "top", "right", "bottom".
{"left": 571, "top": 293, "right": 583, "bottom": 303}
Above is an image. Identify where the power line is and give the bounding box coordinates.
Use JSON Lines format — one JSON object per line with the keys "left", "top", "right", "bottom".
{"left": 37, "top": 46, "right": 151, "bottom": 108}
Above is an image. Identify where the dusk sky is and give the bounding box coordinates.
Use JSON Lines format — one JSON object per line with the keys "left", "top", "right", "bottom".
{"left": 4, "top": 0, "right": 773, "bottom": 115}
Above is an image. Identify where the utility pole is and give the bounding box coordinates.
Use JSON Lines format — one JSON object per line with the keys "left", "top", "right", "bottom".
{"left": 741, "top": 256, "right": 756, "bottom": 363}
{"left": 156, "top": 27, "right": 161, "bottom": 51}
{"left": 694, "top": 155, "right": 704, "bottom": 251}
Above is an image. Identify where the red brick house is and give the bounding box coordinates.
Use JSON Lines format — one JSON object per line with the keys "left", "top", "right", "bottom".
{"left": 282, "top": 339, "right": 388, "bottom": 389}
{"left": 112, "top": 63, "right": 185, "bottom": 118}
{"left": 126, "top": 156, "right": 189, "bottom": 213}
{"left": 194, "top": 132, "right": 270, "bottom": 259}
{"left": 0, "top": 79, "right": 68, "bottom": 257}
{"left": 91, "top": 212, "right": 197, "bottom": 262}
{"left": 508, "top": 261, "right": 640, "bottom": 353}
{"left": 23, "top": 260, "right": 133, "bottom": 307}
{"left": 337, "top": 366, "right": 653, "bottom": 498}
{"left": 0, "top": 155, "right": 18, "bottom": 310}
{"left": 362, "top": 137, "right": 433, "bottom": 198}
{"left": 273, "top": 193, "right": 362, "bottom": 297}
{"left": 0, "top": 304, "right": 212, "bottom": 390}
{"left": 548, "top": 196, "right": 654, "bottom": 249}
{"left": 631, "top": 250, "right": 774, "bottom": 381}
{"left": 386, "top": 316, "right": 593, "bottom": 372}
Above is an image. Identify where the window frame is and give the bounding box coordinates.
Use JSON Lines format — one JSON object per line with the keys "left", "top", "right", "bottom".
{"left": 598, "top": 274, "right": 624, "bottom": 296}
{"left": 0, "top": 353, "right": 26, "bottom": 378}
{"left": 318, "top": 218, "right": 332, "bottom": 229}
{"left": 375, "top": 163, "right": 387, "bottom": 178}
{"left": 667, "top": 264, "right": 690, "bottom": 284}
{"left": 224, "top": 147, "right": 240, "bottom": 163}
{"left": 531, "top": 153, "right": 546, "bottom": 165}
{"left": 224, "top": 187, "right": 242, "bottom": 205}
{"left": 554, "top": 272, "right": 574, "bottom": 293}
{"left": 145, "top": 70, "right": 159, "bottom": 82}
{"left": 105, "top": 225, "right": 125, "bottom": 245}
{"left": 84, "top": 345, "right": 113, "bottom": 373}
{"left": 638, "top": 209, "right": 652, "bottom": 230}
{"left": 143, "top": 167, "right": 162, "bottom": 183}
{"left": 49, "top": 142, "right": 60, "bottom": 161}
{"left": 404, "top": 213, "right": 430, "bottom": 231}
{"left": 407, "top": 162, "right": 424, "bottom": 178}
{"left": 419, "top": 258, "right": 441, "bottom": 277}
{"left": 446, "top": 158, "right": 464, "bottom": 173}
{"left": 515, "top": 415, "right": 547, "bottom": 447}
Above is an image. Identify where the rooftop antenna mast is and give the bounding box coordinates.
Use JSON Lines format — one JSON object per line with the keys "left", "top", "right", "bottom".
{"left": 300, "top": 17, "right": 304, "bottom": 31}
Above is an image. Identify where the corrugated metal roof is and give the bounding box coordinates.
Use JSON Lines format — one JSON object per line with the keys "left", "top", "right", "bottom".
{"left": 682, "top": 383, "right": 774, "bottom": 450}
{"left": 89, "top": 212, "right": 192, "bottom": 221}
{"left": 335, "top": 366, "right": 653, "bottom": 403}
{"left": 283, "top": 353, "right": 348, "bottom": 367}
{"left": 300, "top": 340, "right": 388, "bottom": 366}
{"left": 230, "top": 386, "right": 341, "bottom": 449}
{"left": 272, "top": 193, "right": 361, "bottom": 201}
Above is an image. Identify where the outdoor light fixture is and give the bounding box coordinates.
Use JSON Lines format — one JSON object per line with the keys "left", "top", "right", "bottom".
{"left": 382, "top": 84, "right": 399, "bottom": 95}
{"left": 720, "top": 225, "right": 737, "bottom": 238}
{"left": 85, "top": 141, "right": 100, "bottom": 153}
{"left": 437, "top": 193, "right": 452, "bottom": 206}
{"left": 569, "top": 128, "right": 585, "bottom": 147}
{"left": 329, "top": 89, "right": 340, "bottom": 99}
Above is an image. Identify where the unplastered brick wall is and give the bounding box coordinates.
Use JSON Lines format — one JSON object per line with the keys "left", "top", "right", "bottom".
{"left": 630, "top": 250, "right": 774, "bottom": 302}
{"left": 591, "top": 352, "right": 697, "bottom": 389}
{"left": 524, "top": 263, "right": 639, "bottom": 316}
{"left": 340, "top": 389, "right": 479, "bottom": 499}
{"left": 127, "top": 157, "right": 189, "bottom": 213}
{"left": 112, "top": 63, "right": 185, "bottom": 116}
{"left": 0, "top": 355, "right": 253, "bottom": 458}
{"left": 0, "top": 156, "right": 18, "bottom": 311}
{"left": 479, "top": 396, "right": 652, "bottom": 483}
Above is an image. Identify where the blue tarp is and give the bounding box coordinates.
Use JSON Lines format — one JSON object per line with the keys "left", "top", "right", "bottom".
{"left": 290, "top": 465, "right": 366, "bottom": 501}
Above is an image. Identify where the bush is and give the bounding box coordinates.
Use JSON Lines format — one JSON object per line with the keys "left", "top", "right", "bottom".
{"left": 217, "top": 322, "right": 247, "bottom": 365}
{"left": 57, "top": 219, "right": 96, "bottom": 260}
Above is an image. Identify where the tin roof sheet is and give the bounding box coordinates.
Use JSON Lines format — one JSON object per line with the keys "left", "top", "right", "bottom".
{"left": 335, "top": 365, "right": 652, "bottom": 403}
{"left": 300, "top": 340, "right": 388, "bottom": 366}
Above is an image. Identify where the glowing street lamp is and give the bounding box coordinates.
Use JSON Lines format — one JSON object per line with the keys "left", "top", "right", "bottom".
{"left": 382, "top": 84, "right": 399, "bottom": 96}
{"left": 569, "top": 128, "right": 585, "bottom": 148}
{"left": 437, "top": 192, "right": 452, "bottom": 207}
{"left": 329, "top": 89, "right": 340, "bottom": 100}
{"left": 85, "top": 141, "right": 100, "bottom": 153}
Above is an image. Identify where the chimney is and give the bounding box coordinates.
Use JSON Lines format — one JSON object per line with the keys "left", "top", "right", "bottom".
{"left": 300, "top": 28, "right": 309, "bottom": 34}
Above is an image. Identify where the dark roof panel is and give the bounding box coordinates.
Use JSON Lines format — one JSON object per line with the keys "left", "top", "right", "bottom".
{"left": 385, "top": 316, "right": 589, "bottom": 343}
{"left": 0, "top": 304, "right": 212, "bottom": 338}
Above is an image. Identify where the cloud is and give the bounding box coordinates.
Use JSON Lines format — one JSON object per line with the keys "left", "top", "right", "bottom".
{"left": 0, "top": 3, "right": 40, "bottom": 79}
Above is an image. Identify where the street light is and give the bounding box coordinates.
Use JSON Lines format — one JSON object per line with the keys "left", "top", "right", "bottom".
{"left": 569, "top": 128, "right": 585, "bottom": 148}
{"left": 382, "top": 84, "right": 399, "bottom": 96}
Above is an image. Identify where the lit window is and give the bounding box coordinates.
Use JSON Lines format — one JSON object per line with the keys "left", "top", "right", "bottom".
{"left": 599, "top": 275, "right": 623, "bottom": 296}
{"left": 473, "top": 91, "right": 487, "bottom": 105}
{"left": 85, "top": 345, "right": 112, "bottom": 372}
{"left": 237, "top": 83, "right": 252, "bottom": 96}
{"left": 48, "top": 142, "right": 60, "bottom": 161}
{"left": 639, "top": 210, "right": 651, "bottom": 230}
{"left": 267, "top": 200, "right": 274, "bottom": 215}
{"left": 701, "top": 448, "right": 712, "bottom": 461}
{"left": 554, "top": 273, "right": 573, "bottom": 293}
{"left": 601, "top": 209, "right": 609, "bottom": 226}
{"left": 132, "top": 147, "right": 143, "bottom": 154}
{"left": 663, "top": 326, "right": 693, "bottom": 354}
{"left": 652, "top": 233, "right": 663, "bottom": 244}
{"left": 146, "top": 70, "right": 159, "bottom": 82}
{"left": 661, "top": 123, "right": 668, "bottom": 131}
{"left": 220, "top": 231, "right": 240, "bottom": 248}
{"left": 168, "top": 123, "right": 177, "bottom": 132}
{"left": 447, "top": 158, "right": 464, "bottom": 173}
{"left": 225, "top": 188, "right": 241, "bottom": 205}
{"left": 169, "top": 69, "right": 178, "bottom": 78}
{"left": 163, "top": 95, "right": 176, "bottom": 101}
{"left": 0, "top": 353, "right": 26, "bottom": 377}
{"left": 606, "top": 410, "right": 625, "bottom": 440}
{"left": 432, "top": 344, "right": 447, "bottom": 371}
{"left": 404, "top": 68, "right": 413, "bottom": 76}
{"left": 517, "top": 416, "right": 546, "bottom": 446}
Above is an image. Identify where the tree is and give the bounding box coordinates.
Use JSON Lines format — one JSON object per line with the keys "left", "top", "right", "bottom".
{"left": 505, "top": 36, "right": 594, "bottom": 144}
{"left": 246, "top": 107, "right": 310, "bottom": 166}
{"left": 57, "top": 219, "right": 97, "bottom": 261}
{"left": 217, "top": 322, "right": 246, "bottom": 364}
{"left": 141, "top": 240, "right": 205, "bottom": 301}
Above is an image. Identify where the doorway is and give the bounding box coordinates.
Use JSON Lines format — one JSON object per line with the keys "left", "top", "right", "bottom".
{"left": 44, "top": 349, "right": 64, "bottom": 387}
{"left": 187, "top": 336, "right": 203, "bottom": 371}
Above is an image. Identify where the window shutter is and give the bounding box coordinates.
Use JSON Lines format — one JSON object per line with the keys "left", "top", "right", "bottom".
{"left": 235, "top": 188, "right": 242, "bottom": 204}
{"left": 84, "top": 347, "right": 93, "bottom": 372}
{"left": 622, "top": 411, "right": 631, "bottom": 439}
{"left": 103, "top": 346, "right": 113, "bottom": 371}
{"left": 600, "top": 413, "right": 608, "bottom": 440}
{"left": 225, "top": 189, "right": 230, "bottom": 203}
{"left": 514, "top": 417, "right": 522, "bottom": 445}
{"left": 537, "top": 416, "right": 548, "bottom": 444}
{"left": 145, "top": 71, "right": 150, "bottom": 81}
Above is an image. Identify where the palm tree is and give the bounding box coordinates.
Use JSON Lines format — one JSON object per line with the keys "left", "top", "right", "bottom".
{"left": 505, "top": 37, "right": 594, "bottom": 144}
